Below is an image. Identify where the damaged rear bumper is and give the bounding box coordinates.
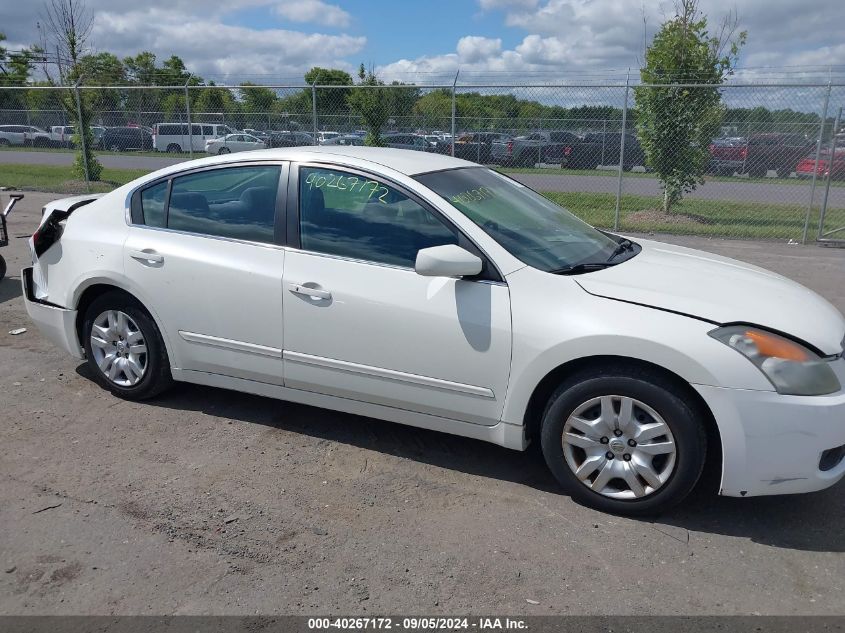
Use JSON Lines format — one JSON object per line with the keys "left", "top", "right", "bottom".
{"left": 21, "top": 266, "right": 84, "bottom": 360}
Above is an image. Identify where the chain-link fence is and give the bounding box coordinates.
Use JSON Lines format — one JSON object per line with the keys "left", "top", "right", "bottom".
{"left": 1, "top": 81, "right": 844, "bottom": 243}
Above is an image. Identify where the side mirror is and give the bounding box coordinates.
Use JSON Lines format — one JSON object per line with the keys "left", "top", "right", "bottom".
{"left": 415, "top": 244, "right": 482, "bottom": 278}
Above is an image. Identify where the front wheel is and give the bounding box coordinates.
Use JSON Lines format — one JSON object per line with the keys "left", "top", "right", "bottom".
{"left": 540, "top": 367, "right": 706, "bottom": 515}
{"left": 0, "top": 255, "right": 6, "bottom": 281}
{"left": 82, "top": 292, "right": 173, "bottom": 400}
{"left": 218, "top": 147, "right": 230, "bottom": 154}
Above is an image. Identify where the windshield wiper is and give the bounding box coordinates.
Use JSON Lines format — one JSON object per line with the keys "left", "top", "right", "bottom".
{"left": 548, "top": 262, "right": 618, "bottom": 275}
{"left": 607, "top": 238, "right": 635, "bottom": 261}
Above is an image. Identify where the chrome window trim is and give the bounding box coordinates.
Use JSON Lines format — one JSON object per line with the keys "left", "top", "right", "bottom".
{"left": 282, "top": 245, "right": 507, "bottom": 286}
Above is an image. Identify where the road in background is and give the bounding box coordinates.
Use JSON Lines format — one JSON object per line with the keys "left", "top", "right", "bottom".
{"left": 3, "top": 150, "right": 843, "bottom": 207}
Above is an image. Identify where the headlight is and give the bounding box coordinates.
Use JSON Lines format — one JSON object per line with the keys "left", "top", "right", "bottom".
{"left": 709, "top": 325, "right": 840, "bottom": 396}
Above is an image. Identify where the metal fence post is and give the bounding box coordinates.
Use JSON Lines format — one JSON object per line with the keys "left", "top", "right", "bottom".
{"left": 185, "top": 77, "right": 193, "bottom": 159}
{"left": 817, "top": 105, "right": 842, "bottom": 241}
{"left": 451, "top": 71, "right": 459, "bottom": 157}
{"left": 802, "top": 82, "right": 831, "bottom": 243}
{"left": 613, "top": 71, "right": 630, "bottom": 232}
{"left": 311, "top": 82, "right": 318, "bottom": 145}
{"left": 72, "top": 78, "right": 90, "bottom": 192}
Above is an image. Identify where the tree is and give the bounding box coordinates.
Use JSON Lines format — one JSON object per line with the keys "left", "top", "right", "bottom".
{"left": 347, "top": 69, "right": 389, "bottom": 146}
{"left": 41, "top": 0, "right": 102, "bottom": 181}
{"left": 0, "top": 32, "right": 41, "bottom": 111}
{"left": 634, "top": 0, "right": 745, "bottom": 212}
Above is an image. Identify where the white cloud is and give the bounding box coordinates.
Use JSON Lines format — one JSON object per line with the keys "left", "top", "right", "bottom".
{"left": 3, "top": 0, "right": 364, "bottom": 83}
{"left": 456, "top": 36, "right": 502, "bottom": 63}
{"left": 275, "top": 0, "right": 352, "bottom": 29}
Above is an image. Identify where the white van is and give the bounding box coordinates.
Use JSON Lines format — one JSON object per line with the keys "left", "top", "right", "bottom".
{"left": 152, "top": 123, "right": 237, "bottom": 153}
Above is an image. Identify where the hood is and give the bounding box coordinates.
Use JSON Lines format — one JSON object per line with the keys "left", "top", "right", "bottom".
{"left": 575, "top": 238, "right": 845, "bottom": 356}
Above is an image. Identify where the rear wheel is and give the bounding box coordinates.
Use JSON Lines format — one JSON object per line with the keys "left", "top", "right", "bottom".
{"left": 218, "top": 147, "right": 230, "bottom": 154}
{"left": 540, "top": 366, "right": 706, "bottom": 515}
{"left": 166, "top": 143, "right": 182, "bottom": 153}
{"left": 0, "top": 255, "right": 6, "bottom": 281}
{"left": 82, "top": 292, "right": 172, "bottom": 400}
{"left": 0, "top": 138, "right": 9, "bottom": 147}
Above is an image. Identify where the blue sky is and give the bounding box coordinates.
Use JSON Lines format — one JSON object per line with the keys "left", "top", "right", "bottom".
{"left": 4, "top": 0, "right": 845, "bottom": 85}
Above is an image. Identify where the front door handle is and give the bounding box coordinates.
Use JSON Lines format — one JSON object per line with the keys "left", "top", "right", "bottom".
{"left": 129, "top": 249, "right": 164, "bottom": 265}
{"left": 288, "top": 282, "right": 332, "bottom": 301}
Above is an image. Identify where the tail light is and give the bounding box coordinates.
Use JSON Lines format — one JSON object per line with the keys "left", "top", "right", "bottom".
{"left": 740, "top": 146, "right": 748, "bottom": 160}
{"left": 564, "top": 146, "right": 572, "bottom": 156}
{"left": 708, "top": 144, "right": 715, "bottom": 152}
{"left": 32, "top": 198, "right": 96, "bottom": 257}
{"left": 506, "top": 141, "right": 513, "bottom": 154}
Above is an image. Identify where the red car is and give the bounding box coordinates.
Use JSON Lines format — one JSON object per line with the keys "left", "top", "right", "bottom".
{"left": 795, "top": 148, "right": 845, "bottom": 180}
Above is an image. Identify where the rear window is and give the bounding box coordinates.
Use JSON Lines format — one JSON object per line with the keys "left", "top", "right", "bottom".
{"left": 141, "top": 181, "right": 167, "bottom": 228}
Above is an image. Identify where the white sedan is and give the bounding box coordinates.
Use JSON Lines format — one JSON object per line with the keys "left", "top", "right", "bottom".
{"left": 22, "top": 147, "right": 845, "bottom": 515}
{"left": 204, "top": 133, "right": 265, "bottom": 155}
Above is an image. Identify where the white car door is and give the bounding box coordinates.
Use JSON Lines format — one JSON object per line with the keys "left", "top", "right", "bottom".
{"left": 281, "top": 164, "right": 512, "bottom": 426}
{"left": 124, "top": 162, "right": 288, "bottom": 384}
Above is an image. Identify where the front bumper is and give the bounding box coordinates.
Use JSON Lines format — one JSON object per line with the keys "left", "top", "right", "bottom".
{"left": 696, "top": 360, "right": 845, "bottom": 497}
{"left": 21, "top": 267, "right": 84, "bottom": 360}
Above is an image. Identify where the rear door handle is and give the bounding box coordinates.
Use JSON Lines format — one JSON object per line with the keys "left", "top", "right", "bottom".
{"left": 288, "top": 282, "right": 331, "bottom": 301}
{"left": 129, "top": 249, "right": 164, "bottom": 265}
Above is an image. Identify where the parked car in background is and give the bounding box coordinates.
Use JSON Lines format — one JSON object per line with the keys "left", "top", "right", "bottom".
{"left": 451, "top": 132, "right": 512, "bottom": 163}
{"left": 707, "top": 133, "right": 814, "bottom": 177}
{"left": 553, "top": 133, "right": 646, "bottom": 171}
{"left": 100, "top": 126, "right": 154, "bottom": 152}
{"left": 205, "top": 133, "right": 266, "bottom": 155}
{"left": 0, "top": 125, "right": 52, "bottom": 147}
{"left": 23, "top": 146, "right": 845, "bottom": 516}
{"left": 491, "top": 130, "right": 581, "bottom": 167}
{"left": 382, "top": 133, "right": 436, "bottom": 152}
{"left": 707, "top": 137, "right": 747, "bottom": 175}
{"left": 321, "top": 134, "right": 365, "bottom": 146}
{"left": 0, "top": 126, "right": 26, "bottom": 146}
{"left": 153, "top": 123, "right": 236, "bottom": 153}
{"left": 317, "top": 131, "right": 340, "bottom": 144}
{"left": 265, "top": 131, "right": 315, "bottom": 148}
{"left": 50, "top": 125, "right": 76, "bottom": 148}
{"left": 795, "top": 147, "right": 845, "bottom": 180}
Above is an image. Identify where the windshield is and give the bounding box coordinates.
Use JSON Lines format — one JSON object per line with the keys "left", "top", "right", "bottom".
{"left": 415, "top": 167, "right": 622, "bottom": 272}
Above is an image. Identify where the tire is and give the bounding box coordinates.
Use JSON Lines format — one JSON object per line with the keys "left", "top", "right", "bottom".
{"left": 0, "top": 255, "right": 6, "bottom": 282}
{"left": 540, "top": 365, "right": 707, "bottom": 516}
{"left": 218, "top": 147, "right": 230, "bottom": 154}
{"left": 82, "top": 292, "right": 173, "bottom": 400}
{"left": 0, "top": 138, "right": 9, "bottom": 147}
{"left": 166, "top": 144, "right": 182, "bottom": 153}
{"left": 109, "top": 144, "right": 121, "bottom": 152}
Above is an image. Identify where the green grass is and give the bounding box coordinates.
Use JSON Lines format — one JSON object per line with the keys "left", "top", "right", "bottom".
{"left": 0, "top": 146, "right": 209, "bottom": 159}
{"left": 3, "top": 162, "right": 841, "bottom": 240}
{"left": 543, "top": 191, "right": 845, "bottom": 240}
{"left": 498, "top": 165, "right": 845, "bottom": 188}
{"left": 0, "top": 163, "right": 150, "bottom": 193}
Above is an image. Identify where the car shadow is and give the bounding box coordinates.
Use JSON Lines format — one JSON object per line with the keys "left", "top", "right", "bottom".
{"left": 79, "top": 367, "right": 845, "bottom": 554}
{"left": 0, "top": 275, "right": 23, "bottom": 304}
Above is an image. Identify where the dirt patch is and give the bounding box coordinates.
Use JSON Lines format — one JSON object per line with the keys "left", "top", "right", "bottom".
{"left": 626, "top": 208, "right": 710, "bottom": 227}
{"left": 49, "top": 562, "right": 82, "bottom": 585}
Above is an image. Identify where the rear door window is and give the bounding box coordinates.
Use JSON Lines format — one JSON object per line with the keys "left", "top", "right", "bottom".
{"left": 165, "top": 166, "right": 281, "bottom": 243}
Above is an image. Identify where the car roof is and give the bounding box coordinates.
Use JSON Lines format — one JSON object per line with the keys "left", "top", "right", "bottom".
{"left": 163, "top": 146, "right": 476, "bottom": 176}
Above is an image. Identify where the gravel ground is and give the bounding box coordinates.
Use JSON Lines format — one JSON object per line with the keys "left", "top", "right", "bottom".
{"left": 1, "top": 191, "right": 844, "bottom": 616}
